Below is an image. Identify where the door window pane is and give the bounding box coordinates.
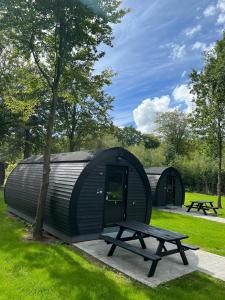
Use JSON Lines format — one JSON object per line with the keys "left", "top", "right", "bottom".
{"left": 106, "top": 166, "right": 125, "bottom": 201}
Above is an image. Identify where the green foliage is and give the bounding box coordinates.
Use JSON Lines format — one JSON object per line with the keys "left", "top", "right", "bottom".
{"left": 173, "top": 152, "right": 219, "bottom": 194}
{"left": 155, "top": 110, "right": 190, "bottom": 163}
{"left": 0, "top": 45, "right": 48, "bottom": 160}
{"left": 56, "top": 68, "right": 114, "bottom": 151}
{"left": 142, "top": 134, "right": 160, "bottom": 149}
{"left": 190, "top": 32, "right": 225, "bottom": 144}
{"left": 0, "top": 0, "right": 127, "bottom": 165}
{"left": 116, "top": 126, "right": 143, "bottom": 147}
{"left": 127, "top": 144, "right": 165, "bottom": 167}
{"left": 190, "top": 32, "right": 225, "bottom": 206}
{"left": 115, "top": 126, "right": 160, "bottom": 149}
{"left": 86, "top": 133, "right": 121, "bottom": 150}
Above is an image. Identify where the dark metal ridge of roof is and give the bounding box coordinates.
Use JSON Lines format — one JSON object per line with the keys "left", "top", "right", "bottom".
{"left": 19, "top": 147, "right": 130, "bottom": 164}
{"left": 20, "top": 150, "right": 101, "bottom": 164}
{"left": 145, "top": 166, "right": 174, "bottom": 175}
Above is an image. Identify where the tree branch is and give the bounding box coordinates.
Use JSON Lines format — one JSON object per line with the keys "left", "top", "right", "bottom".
{"left": 29, "top": 35, "right": 53, "bottom": 89}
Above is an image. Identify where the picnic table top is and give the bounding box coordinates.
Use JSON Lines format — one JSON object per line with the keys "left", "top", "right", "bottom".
{"left": 190, "top": 200, "right": 214, "bottom": 204}
{"left": 116, "top": 221, "right": 188, "bottom": 242}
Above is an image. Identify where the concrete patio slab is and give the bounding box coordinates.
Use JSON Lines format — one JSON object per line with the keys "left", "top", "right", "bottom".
{"left": 158, "top": 207, "right": 225, "bottom": 224}
{"left": 74, "top": 237, "right": 225, "bottom": 287}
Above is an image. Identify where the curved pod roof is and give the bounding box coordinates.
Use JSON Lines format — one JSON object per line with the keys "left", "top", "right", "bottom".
{"left": 5, "top": 147, "right": 152, "bottom": 242}
{"left": 145, "top": 167, "right": 185, "bottom": 207}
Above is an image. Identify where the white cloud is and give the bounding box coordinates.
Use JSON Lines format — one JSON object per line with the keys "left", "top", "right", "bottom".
{"left": 172, "top": 84, "right": 194, "bottom": 114}
{"left": 217, "top": 0, "right": 225, "bottom": 13}
{"left": 133, "top": 85, "right": 196, "bottom": 133}
{"left": 203, "top": 1, "right": 225, "bottom": 26}
{"left": 204, "top": 5, "right": 217, "bottom": 17}
{"left": 192, "top": 41, "right": 215, "bottom": 52}
{"left": 217, "top": 0, "right": 225, "bottom": 25}
{"left": 133, "top": 96, "right": 171, "bottom": 133}
{"left": 185, "top": 25, "right": 202, "bottom": 37}
{"left": 217, "top": 13, "right": 225, "bottom": 24}
{"left": 169, "top": 44, "right": 186, "bottom": 60}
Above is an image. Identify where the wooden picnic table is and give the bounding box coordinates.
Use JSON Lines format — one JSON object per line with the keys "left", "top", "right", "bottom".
{"left": 186, "top": 200, "right": 219, "bottom": 215}
{"left": 100, "top": 221, "right": 198, "bottom": 277}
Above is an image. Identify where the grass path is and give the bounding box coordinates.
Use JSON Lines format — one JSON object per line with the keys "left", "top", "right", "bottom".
{"left": 0, "top": 188, "right": 225, "bottom": 299}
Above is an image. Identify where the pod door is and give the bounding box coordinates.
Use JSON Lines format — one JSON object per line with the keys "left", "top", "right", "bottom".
{"left": 104, "top": 165, "right": 128, "bottom": 227}
{"left": 166, "top": 175, "right": 176, "bottom": 205}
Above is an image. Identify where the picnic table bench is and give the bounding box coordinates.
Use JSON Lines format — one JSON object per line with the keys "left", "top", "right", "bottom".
{"left": 186, "top": 200, "right": 219, "bottom": 215}
{"left": 100, "top": 221, "right": 199, "bottom": 277}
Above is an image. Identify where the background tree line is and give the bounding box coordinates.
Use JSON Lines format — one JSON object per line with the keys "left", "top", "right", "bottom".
{"left": 0, "top": 29, "right": 225, "bottom": 202}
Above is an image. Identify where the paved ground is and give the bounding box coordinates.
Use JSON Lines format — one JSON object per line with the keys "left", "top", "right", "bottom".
{"left": 158, "top": 207, "right": 225, "bottom": 224}
{"left": 74, "top": 237, "right": 225, "bottom": 287}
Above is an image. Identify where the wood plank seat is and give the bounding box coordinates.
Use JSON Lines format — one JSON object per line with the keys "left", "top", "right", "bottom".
{"left": 100, "top": 235, "right": 161, "bottom": 277}
{"left": 169, "top": 241, "right": 199, "bottom": 251}
{"left": 202, "top": 207, "right": 219, "bottom": 210}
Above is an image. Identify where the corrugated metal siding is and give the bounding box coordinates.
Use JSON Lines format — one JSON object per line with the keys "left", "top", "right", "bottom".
{"left": 5, "top": 162, "right": 87, "bottom": 235}
{"left": 126, "top": 167, "right": 147, "bottom": 221}
{"left": 74, "top": 163, "right": 105, "bottom": 235}
{"left": 157, "top": 176, "right": 167, "bottom": 206}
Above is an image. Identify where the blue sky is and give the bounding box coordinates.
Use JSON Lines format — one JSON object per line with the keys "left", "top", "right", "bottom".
{"left": 95, "top": 0, "right": 225, "bottom": 132}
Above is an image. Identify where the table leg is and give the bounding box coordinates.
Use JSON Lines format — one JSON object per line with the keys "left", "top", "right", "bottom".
{"left": 108, "top": 227, "right": 124, "bottom": 256}
{"left": 176, "top": 240, "right": 188, "bottom": 265}
{"left": 201, "top": 204, "right": 208, "bottom": 215}
{"left": 155, "top": 239, "right": 165, "bottom": 256}
{"left": 203, "top": 209, "right": 208, "bottom": 215}
{"left": 197, "top": 203, "right": 202, "bottom": 211}
{"left": 187, "top": 202, "right": 194, "bottom": 212}
{"left": 137, "top": 232, "right": 146, "bottom": 249}
{"left": 148, "top": 260, "right": 159, "bottom": 277}
{"left": 162, "top": 244, "right": 168, "bottom": 252}
{"left": 209, "top": 202, "right": 217, "bottom": 214}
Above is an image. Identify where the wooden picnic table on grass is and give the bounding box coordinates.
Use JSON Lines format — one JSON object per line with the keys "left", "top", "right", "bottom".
{"left": 186, "top": 200, "right": 219, "bottom": 215}
{"left": 100, "top": 221, "right": 199, "bottom": 277}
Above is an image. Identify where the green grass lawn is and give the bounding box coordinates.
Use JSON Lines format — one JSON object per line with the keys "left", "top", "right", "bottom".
{"left": 0, "top": 188, "right": 225, "bottom": 299}
{"left": 185, "top": 192, "right": 225, "bottom": 218}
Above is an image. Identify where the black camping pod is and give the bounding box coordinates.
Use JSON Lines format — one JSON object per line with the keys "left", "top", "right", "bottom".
{"left": 5, "top": 147, "right": 152, "bottom": 242}
{"left": 145, "top": 167, "right": 185, "bottom": 207}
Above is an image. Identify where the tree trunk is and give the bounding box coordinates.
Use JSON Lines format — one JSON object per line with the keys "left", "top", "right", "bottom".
{"left": 33, "top": 92, "right": 58, "bottom": 240}
{"left": 217, "top": 123, "right": 222, "bottom": 208}
{"left": 32, "top": 16, "right": 64, "bottom": 240}
{"left": 69, "top": 136, "right": 76, "bottom": 152}
{"left": 24, "top": 128, "right": 32, "bottom": 159}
